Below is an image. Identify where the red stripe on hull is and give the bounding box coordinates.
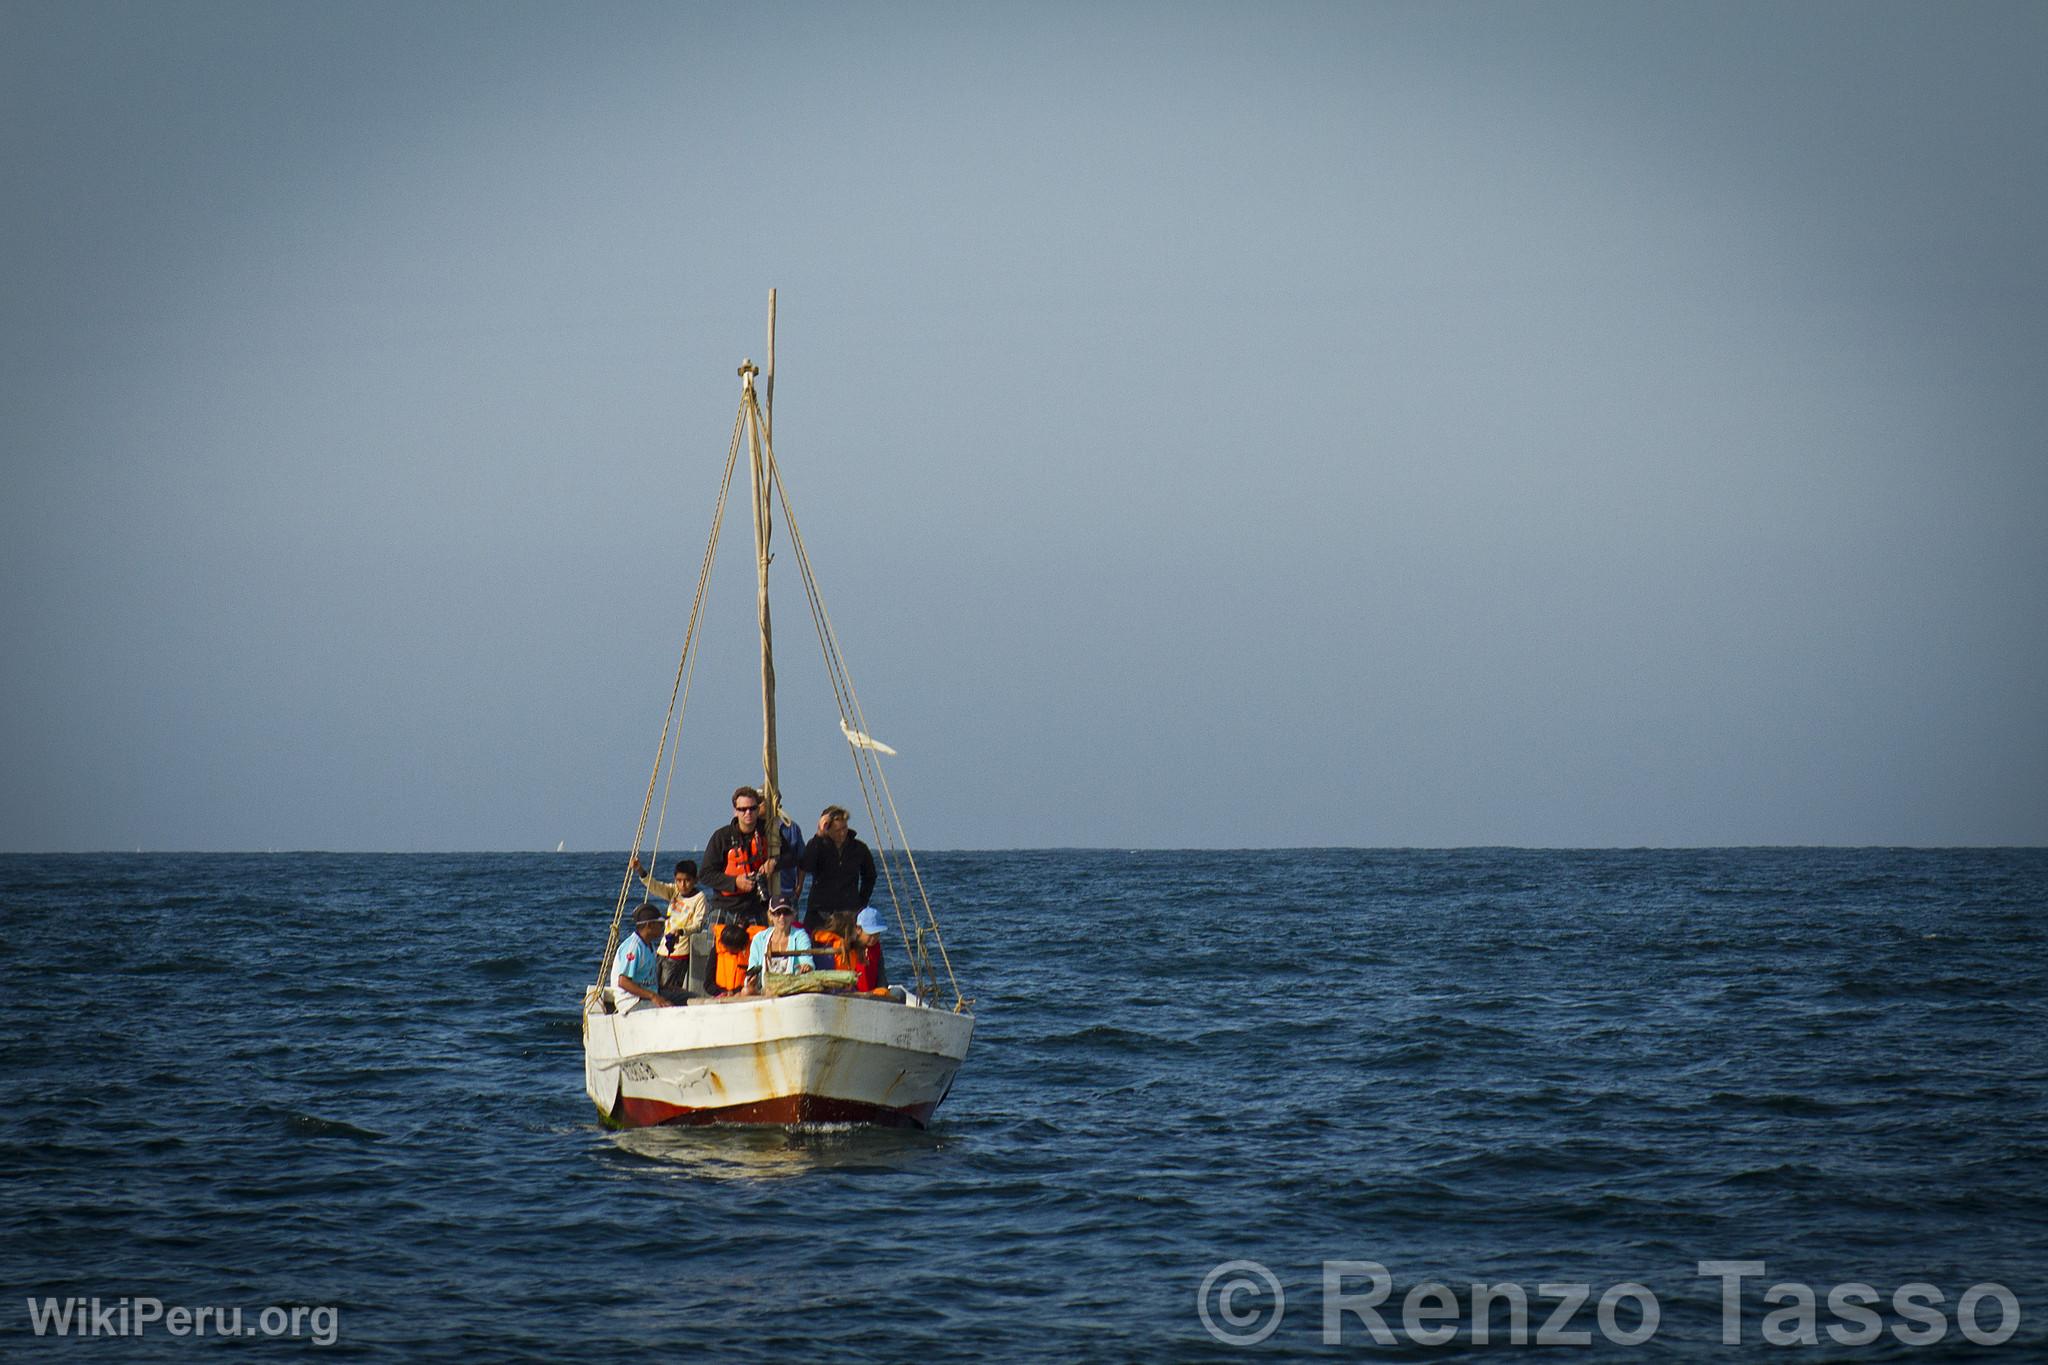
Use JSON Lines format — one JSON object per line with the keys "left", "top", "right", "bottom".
{"left": 611, "top": 1092, "right": 936, "bottom": 1129}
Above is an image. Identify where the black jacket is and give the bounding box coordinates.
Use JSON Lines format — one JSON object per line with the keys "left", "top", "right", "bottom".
{"left": 798, "top": 830, "right": 878, "bottom": 925}
{"left": 701, "top": 821, "right": 773, "bottom": 911}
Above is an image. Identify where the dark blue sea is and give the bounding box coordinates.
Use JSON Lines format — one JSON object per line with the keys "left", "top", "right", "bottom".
{"left": 2, "top": 849, "right": 2044, "bottom": 1359}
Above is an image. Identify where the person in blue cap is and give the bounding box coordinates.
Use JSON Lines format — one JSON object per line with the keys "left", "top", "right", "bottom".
{"left": 851, "top": 905, "right": 889, "bottom": 991}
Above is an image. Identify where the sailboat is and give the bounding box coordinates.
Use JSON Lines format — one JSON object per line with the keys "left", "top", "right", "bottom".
{"left": 580, "top": 293, "right": 973, "bottom": 1128}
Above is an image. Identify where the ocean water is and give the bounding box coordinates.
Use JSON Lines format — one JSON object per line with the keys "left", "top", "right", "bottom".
{"left": 2, "top": 848, "right": 2044, "bottom": 1359}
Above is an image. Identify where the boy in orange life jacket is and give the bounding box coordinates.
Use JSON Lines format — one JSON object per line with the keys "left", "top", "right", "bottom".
{"left": 701, "top": 785, "right": 778, "bottom": 928}
{"left": 711, "top": 923, "right": 754, "bottom": 996}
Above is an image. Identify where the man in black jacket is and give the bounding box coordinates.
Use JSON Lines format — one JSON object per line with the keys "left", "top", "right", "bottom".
{"left": 701, "top": 785, "right": 778, "bottom": 928}
{"left": 798, "top": 804, "right": 878, "bottom": 934}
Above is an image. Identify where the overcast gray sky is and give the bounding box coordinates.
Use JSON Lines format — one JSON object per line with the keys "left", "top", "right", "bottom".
{"left": 4, "top": 0, "right": 2044, "bottom": 850}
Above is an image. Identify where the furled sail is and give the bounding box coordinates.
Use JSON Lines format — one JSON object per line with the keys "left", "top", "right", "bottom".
{"left": 839, "top": 718, "right": 898, "bottom": 756}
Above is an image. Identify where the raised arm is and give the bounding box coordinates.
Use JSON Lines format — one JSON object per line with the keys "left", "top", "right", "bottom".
{"left": 630, "top": 857, "right": 677, "bottom": 902}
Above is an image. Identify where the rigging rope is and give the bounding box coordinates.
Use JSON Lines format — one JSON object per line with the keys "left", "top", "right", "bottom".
{"left": 749, "top": 388, "right": 965, "bottom": 1009}
{"left": 592, "top": 377, "right": 967, "bottom": 1016}
{"left": 596, "top": 401, "right": 747, "bottom": 986}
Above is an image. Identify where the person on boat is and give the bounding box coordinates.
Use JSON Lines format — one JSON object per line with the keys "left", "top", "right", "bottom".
{"left": 701, "top": 786, "right": 778, "bottom": 928}
{"left": 775, "top": 811, "right": 806, "bottom": 906}
{"left": 813, "top": 912, "right": 850, "bottom": 973}
{"left": 852, "top": 905, "right": 889, "bottom": 992}
{"left": 815, "top": 912, "right": 872, "bottom": 986}
{"left": 710, "top": 922, "right": 754, "bottom": 997}
{"left": 742, "top": 897, "right": 813, "bottom": 994}
{"left": 631, "top": 856, "right": 710, "bottom": 997}
{"left": 797, "top": 804, "right": 877, "bottom": 934}
{"left": 632, "top": 855, "right": 705, "bottom": 913}
{"left": 609, "top": 902, "right": 675, "bottom": 1013}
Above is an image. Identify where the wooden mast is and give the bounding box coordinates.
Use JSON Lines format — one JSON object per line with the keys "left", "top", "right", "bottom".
{"left": 749, "top": 291, "right": 783, "bottom": 863}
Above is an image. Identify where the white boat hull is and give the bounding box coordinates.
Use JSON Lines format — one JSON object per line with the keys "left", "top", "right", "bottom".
{"left": 582, "top": 990, "right": 974, "bottom": 1128}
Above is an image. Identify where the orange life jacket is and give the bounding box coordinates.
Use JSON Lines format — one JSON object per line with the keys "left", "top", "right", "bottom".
{"left": 713, "top": 947, "right": 745, "bottom": 993}
{"left": 810, "top": 930, "right": 850, "bottom": 973}
{"left": 722, "top": 829, "right": 768, "bottom": 889}
{"left": 714, "top": 925, "right": 767, "bottom": 994}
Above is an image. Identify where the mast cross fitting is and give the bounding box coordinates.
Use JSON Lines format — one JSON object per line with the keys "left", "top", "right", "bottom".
{"left": 738, "top": 359, "right": 759, "bottom": 390}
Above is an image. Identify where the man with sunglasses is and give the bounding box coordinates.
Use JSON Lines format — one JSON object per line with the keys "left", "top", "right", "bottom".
{"left": 701, "top": 785, "right": 779, "bottom": 928}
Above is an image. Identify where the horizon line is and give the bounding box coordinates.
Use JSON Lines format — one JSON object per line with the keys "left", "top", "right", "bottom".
{"left": 5, "top": 844, "right": 2045, "bottom": 856}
